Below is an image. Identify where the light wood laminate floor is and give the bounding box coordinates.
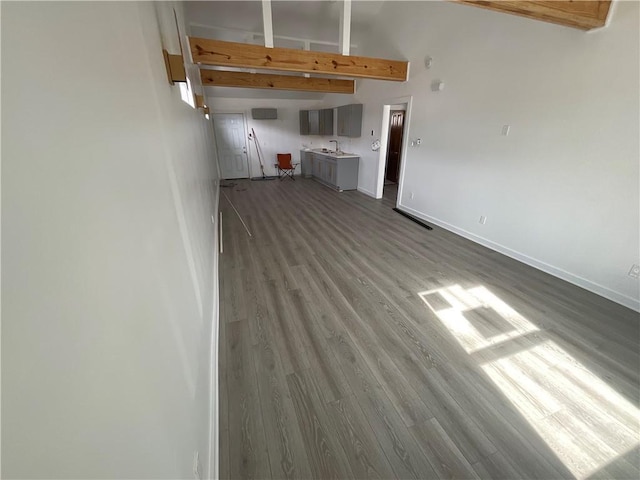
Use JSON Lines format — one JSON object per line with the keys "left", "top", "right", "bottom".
{"left": 218, "top": 178, "right": 639, "bottom": 480}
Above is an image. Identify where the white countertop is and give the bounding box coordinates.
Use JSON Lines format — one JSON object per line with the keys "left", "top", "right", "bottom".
{"left": 309, "top": 149, "right": 359, "bottom": 159}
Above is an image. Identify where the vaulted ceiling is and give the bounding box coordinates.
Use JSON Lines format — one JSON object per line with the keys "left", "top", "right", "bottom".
{"left": 184, "top": 1, "right": 385, "bottom": 99}
{"left": 185, "top": 1, "right": 614, "bottom": 100}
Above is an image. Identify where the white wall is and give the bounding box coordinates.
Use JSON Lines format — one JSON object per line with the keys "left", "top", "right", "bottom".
{"left": 209, "top": 97, "right": 340, "bottom": 177}
{"left": 324, "top": 1, "right": 640, "bottom": 310}
{"left": 2, "top": 2, "right": 220, "bottom": 478}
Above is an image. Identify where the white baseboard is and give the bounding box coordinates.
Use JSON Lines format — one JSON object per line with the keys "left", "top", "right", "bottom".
{"left": 208, "top": 182, "right": 221, "bottom": 480}
{"left": 398, "top": 203, "right": 640, "bottom": 312}
{"left": 357, "top": 186, "right": 376, "bottom": 198}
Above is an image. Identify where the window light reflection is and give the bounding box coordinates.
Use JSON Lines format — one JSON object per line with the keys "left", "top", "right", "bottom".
{"left": 418, "top": 285, "right": 639, "bottom": 479}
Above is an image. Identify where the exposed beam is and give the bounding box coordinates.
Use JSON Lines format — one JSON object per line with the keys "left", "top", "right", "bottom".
{"left": 201, "top": 69, "right": 355, "bottom": 94}
{"left": 261, "top": 0, "right": 274, "bottom": 48}
{"left": 162, "top": 49, "right": 186, "bottom": 84}
{"left": 339, "top": 0, "right": 352, "bottom": 56}
{"left": 452, "top": 1, "right": 612, "bottom": 30}
{"left": 189, "top": 37, "right": 408, "bottom": 81}
{"left": 195, "top": 94, "right": 210, "bottom": 116}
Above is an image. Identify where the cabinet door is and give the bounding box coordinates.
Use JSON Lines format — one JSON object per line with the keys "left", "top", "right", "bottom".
{"left": 337, "top": 104, "right": 363, "bottom": 137}
{"left": 320, "top": 109, "right": 334, "bottom": 136}
{"left": 309, "top": 110, "right": 320, "bottom": 135}
{"left": 313, "top": 155, "right": 323, "bottom": 177}
{"left": 327, "top": 162, "right": 337, "bottom": 185}
{"left": 300, "top": 151, "right": 310, "bottom": 176}
{"left": 338, "top": 157, "right": 359, "bottom": 190}
{"left": 337, "top": 105, "right": 349, "bottom": 136}
{"left": 299, "top": 110, "right": 309, "bottom": 135}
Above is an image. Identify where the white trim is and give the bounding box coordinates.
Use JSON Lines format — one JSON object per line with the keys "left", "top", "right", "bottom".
{"left": 261, "top": 0, "right": 274, "bottom": 48}
{"left": 357, "top": 185, "right": 376, "bottom": 198}
{"left": 398, "top": 203, "right": 640, "bottom": 312}
{"left": 375, "top": 95, "right": 413, "bottom": 202}
{"left": 188, "top": 22, "right": 359, "bottom": 50}
{"left": 339, "top": 0, "right": 352, "bottom": 56}
{"left": 375, "top": 105, "right": 391, "bottom": 199}
{"left": 207, "top": 181, "right": 221, "bottom": 480}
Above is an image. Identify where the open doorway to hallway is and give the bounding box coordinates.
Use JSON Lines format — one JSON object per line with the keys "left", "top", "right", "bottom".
{"left": 383, "top": 109, "right": 406, "bottom": 202}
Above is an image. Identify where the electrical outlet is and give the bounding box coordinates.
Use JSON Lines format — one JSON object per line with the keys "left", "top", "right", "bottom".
{"left": 211, "top": 215, "right": 215, "bottom": 224}
{"left": 501, "top": 125, "right": 511, "bottom": 136}
{"left": 479, "top": 215, "right": 487, "bottom": 225}
{"left": 410, "top": 192, "right": 415, "bottom": 199}
{"left": 629, "top": 264, "right": 640, "bottom": 279}
{"left": 193, "top": 451, "right": 201, "bottom": 480}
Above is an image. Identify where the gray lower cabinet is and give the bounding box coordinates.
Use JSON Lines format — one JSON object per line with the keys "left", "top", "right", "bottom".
{"left": 310, "top": 153, "right": 359, "bottom": 191}
{"left": 312, "top": 154, "right": 323, "bottom": 178}
{"left": 300, "top": 150, "right": 313, "bottom": 178}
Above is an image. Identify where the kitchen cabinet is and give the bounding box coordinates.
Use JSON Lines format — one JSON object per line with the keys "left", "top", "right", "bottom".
{"left": 299, "top": 108, "right": 334, "bottom": 136}
{"left": 337, "top": 104, "right": 363, "bottom": 137}
{"left": 319, "top": 109, "right": 333, "bottom": 135}
{"left": 299, "top": 110, "right": 310, "bottom": 135}
{"left": 309, "top": 152, "right": 359, "bottom": 191}
{"left": 251, "top": 108, "right": 277, "bottom": 119}
{"left": 313, "top": 154, "right": 323, "bottom": 178}
{"left": 308, "top": 110, "right": 320, "bottom": 134}
{"left": 300, "top": 150, "right": 314, "bottom": 178}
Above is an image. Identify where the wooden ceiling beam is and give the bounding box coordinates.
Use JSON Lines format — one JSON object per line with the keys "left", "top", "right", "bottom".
{"left": 201, "top": 69, "right": 355, "bottom": 94}
{"left": 162, "top": 49, "right": 186, "bottom": 84}
{"left": 452, "top": 1, "right": 612, "bottom": 30}
{"left": 189, "top": 37, "right": 408, "bottom": 81}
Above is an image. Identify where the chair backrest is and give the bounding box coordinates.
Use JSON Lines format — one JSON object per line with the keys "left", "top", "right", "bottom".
{"left": 277, "top": 153, "right": 293, "bottom": 169}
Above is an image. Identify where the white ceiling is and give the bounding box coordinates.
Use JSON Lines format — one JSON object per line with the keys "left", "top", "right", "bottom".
{"left": 184, "top": 0, "right": 386, "bottom": 99}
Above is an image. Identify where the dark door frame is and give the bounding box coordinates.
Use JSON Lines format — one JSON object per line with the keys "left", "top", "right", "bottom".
{"left": 384, "top": 110, "right": 406, "bottom": 185}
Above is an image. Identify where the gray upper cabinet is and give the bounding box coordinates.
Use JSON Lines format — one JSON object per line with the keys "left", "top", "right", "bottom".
{"left": 319, "top": 108, "right": 334, "bottom": 136}
{"left": 299, "top": 108, "right": 334, "bottom": 136}
{"left": 251, "top": 108, "right": 277, "bottom": 119}
{"left": 299, "top": 110, "right": 309, "bottom": 135}
{"left": 308, "top": 110, "right": 320, "bottom": 135}
{"left": 337, "top": 104, "right": 363, "bottom": 137}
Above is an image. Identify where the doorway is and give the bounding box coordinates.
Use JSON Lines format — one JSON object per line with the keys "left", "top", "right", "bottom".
{"left": 212, "top": 113, "right": 250, "bottom": 179}
{"left": 383, "top": 110, "right": 406, "bottom": 201}
{"left": 374, "top": 96, "right": 412, "bottom": 202}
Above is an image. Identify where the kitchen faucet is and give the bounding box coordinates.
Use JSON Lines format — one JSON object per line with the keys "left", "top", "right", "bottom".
{"left": 329, "top": 139, "right": 340, "bottom": 153}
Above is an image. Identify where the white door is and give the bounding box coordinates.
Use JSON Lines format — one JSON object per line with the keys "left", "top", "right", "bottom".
{"left": 213, "top": 113, "right": 249, "bottom": 179}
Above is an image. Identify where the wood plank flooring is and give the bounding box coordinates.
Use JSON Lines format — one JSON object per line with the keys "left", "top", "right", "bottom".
{"left": 218, "top": 178, "right": 640, "bottom": 480}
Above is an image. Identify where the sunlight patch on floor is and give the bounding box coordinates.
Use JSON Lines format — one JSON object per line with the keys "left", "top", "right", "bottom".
{"left": 419, "top": 285, "right": 640, "bottom": 479}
